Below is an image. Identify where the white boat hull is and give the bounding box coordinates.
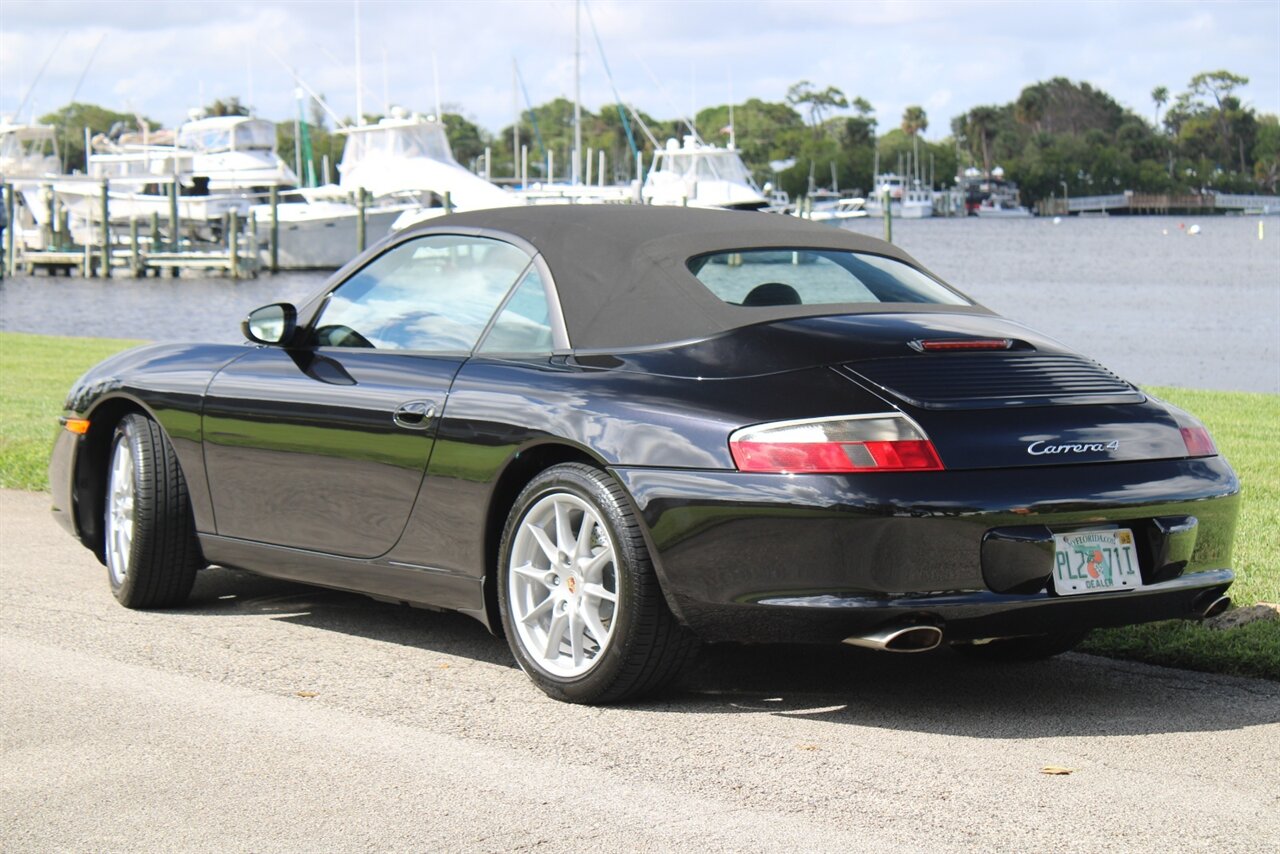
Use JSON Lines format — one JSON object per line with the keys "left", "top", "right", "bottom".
{"left": 252, "top": 202, "right": 407, "bottom": 269}
{"left": 973, "top": 206, "right": 1032, "bottom": 218}
{"left": 864, "top": 200, "right": 933, "bottom": 219}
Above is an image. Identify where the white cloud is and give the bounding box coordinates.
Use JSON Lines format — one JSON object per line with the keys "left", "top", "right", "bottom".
{"left": 2, "top": 0, "right": 1276, "bottom": 137}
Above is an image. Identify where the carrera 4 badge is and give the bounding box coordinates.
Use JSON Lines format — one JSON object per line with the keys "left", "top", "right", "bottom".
{"left": 1027, "top": 439, "right": 1120, "bottom": 456}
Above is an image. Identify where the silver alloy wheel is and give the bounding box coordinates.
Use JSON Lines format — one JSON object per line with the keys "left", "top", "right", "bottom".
{"left": 105, "top": 436, "right": 135, "bottom": 585}
{"left": 507, "top": 492, "right": 620, "bottom": 678}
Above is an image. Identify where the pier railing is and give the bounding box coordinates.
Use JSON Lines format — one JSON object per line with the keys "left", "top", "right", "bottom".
{"left": 1037, "top": 191, "right": 1279, "bottom": 216}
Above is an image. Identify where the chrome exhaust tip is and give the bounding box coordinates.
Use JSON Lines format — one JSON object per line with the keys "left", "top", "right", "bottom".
{"left": 843, "top": 624, "right": 943, "bottom": 653}
{"left": 1198, "top": 595, "right": 1231, "bottom": 620}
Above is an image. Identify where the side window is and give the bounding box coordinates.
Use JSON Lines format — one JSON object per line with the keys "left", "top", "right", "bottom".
{"left": 313, "top": 234, "right": 532, "bottom": 352}
{"left": 477, "top": 267, "right": 554, "bottom": 354}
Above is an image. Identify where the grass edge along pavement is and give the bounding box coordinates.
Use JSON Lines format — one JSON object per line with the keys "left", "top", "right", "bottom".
{"left": 1, "top": 331, "right": 1276, "bottom": 680}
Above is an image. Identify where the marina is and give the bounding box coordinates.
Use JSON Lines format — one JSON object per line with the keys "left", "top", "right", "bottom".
{"left": 2, "top": 215, "right": 1275, "bottom": 395}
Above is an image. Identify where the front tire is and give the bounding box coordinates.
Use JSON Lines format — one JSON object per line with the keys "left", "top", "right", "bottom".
{"left": 104, "top": 414, "right": 203, "bottom": 609}
{"left": 497, "top": 463, "right": 696, "bottom": 704}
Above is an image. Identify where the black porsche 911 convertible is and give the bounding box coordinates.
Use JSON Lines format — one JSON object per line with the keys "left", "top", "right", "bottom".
{"left": 50, "top": 205, "right": 1239, "bottom": 703}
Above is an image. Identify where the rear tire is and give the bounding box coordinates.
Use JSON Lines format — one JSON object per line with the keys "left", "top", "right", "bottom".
{"left": 497, "top": 463, "right": 697, "bottom": 704}
{"left": 104, "top": 414, "right": 203, "bottom": 609}
{"left": 952, "top": 631, "right": 1087, "bottom": 661}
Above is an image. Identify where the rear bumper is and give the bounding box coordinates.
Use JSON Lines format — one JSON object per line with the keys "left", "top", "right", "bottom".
{"left": 612, "top": 457, "right": 1240, "bottom": 643}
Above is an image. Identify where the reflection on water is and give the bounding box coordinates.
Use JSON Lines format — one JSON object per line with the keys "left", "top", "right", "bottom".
{"left": 1, "top": 215, "right": 1276, "bottom": 392}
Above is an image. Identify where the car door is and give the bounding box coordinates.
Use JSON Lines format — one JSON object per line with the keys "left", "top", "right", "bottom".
{"left": 201, "top": 233, "right": 535, "bottom": 559}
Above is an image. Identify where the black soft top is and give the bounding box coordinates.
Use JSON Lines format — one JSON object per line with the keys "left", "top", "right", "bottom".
{"left": 410, "top": 205, "right": 991, "bottom": 350}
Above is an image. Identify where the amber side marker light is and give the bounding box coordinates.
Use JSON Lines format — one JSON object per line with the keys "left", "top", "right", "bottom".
{"left": 62, "top": 418, "right": 91, "bottom": 435}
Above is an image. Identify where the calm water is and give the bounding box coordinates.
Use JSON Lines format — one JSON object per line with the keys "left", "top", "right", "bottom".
{"left": 2, "top": 215, "right": 1277, "bottom": 393}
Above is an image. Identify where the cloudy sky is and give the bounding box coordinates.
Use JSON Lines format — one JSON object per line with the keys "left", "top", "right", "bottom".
{"left": 3, "top": 0, "right": 1277, "bottom": 141}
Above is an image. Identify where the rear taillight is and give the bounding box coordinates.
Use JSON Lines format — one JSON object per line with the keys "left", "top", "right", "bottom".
{"left": 1158, "top": 400, "right": 1219, "bottom": 458}
{"left": 1180, "top": 426, "right": 1217, "bottom": 457}
{"left": 730, "top": 414, "right": 944, "bottom": 473}
{"left": 911, "top": 338, "right": 1013, "bottom": 352}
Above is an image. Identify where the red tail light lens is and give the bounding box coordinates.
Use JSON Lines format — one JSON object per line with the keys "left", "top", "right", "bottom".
{"left": 1180, "top": 426, "right": 1217, "bottom": 457}
{"left": 913, "top": 338, "right": 1013, "bottom": 352}
{"left": 730, "top": 415, "right": 945, "bottom": 473}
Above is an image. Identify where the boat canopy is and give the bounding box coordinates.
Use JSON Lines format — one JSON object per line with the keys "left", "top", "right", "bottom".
{"left": 656, "top": 147, "right": 760, "bottom": 190}
{"left": 178, "top": 118, "right": 277, "bottom": 153}
{"left": 342, "top": 120, "right": 457, "bottom": 167}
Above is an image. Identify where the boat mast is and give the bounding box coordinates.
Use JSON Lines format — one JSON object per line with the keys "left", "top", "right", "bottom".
{"left": 512, "top": 58, "right": 520, "bottom": 180}
{"left": 382, "top": 48, "right": 390, "bottom": 116}
{"left": 432, "top": 51, "right": 443, "bottom": 120}
{"left": 354, "top": 0, "right": 364, "bottom": 123}
{"left": 728, "top": 67, "right": 735, "bottom": 150}
{"left": 573, "top": 0, "right": 582, "bottom": 184}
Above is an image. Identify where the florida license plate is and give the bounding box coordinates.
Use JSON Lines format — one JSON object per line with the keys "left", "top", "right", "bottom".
{"left": 1052, "top": 529, "right": 1142, "bottom": 596}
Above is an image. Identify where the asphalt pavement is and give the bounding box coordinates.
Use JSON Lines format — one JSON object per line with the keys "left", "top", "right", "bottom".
{"left": 2, "top": 488, "right": 1277, "bottom": 852}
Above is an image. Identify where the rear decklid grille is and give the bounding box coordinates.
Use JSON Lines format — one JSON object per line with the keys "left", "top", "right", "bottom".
{"left": 842, "top": 352, "right": 1143, "bottom": 410}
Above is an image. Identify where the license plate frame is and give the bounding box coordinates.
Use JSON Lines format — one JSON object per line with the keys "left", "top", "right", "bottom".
{"left": 1051, "top": 529, "right": 1143, "bottom": 596}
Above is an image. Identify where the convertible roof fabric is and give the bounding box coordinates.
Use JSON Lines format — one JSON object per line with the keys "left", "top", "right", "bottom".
{"left": 410, "top": 205, "right": 990, "bottom": 350}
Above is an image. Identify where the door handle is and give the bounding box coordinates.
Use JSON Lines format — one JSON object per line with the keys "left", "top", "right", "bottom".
{"left": 393, "top": 400, "right": 436, "bottom": 430}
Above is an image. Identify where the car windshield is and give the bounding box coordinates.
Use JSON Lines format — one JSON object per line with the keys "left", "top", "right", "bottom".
{"left": 687, "top": 249, "right": 971, "bottom": 307}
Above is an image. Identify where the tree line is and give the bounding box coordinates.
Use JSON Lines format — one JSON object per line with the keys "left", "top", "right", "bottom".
{"left": 38, "top": 69, "right": 1278, "bottom": 203}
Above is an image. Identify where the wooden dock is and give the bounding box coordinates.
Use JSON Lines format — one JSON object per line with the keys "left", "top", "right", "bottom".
{"left": 1038, "top": 191, "right": 1279, "bottom": 216}
{"left": 1, "top": 181, "right": 259, "bottom": 279}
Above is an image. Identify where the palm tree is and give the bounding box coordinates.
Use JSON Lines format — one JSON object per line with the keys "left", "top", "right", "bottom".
{"left": 1151, "top": 86, "right": 1169, "bottom": 130}
{"left": 901, "top": 106, "right": 928, "bottom": 183}
{"left": 901, "top": 105, "right": 928, "bottom": 137}
{"left": 965, "top": 107, "right": 998, "bottom": 175}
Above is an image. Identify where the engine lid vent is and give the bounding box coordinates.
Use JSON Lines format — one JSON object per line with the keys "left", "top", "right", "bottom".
{"left": 841, "top": 352, "right": 1144, "bottom": 410}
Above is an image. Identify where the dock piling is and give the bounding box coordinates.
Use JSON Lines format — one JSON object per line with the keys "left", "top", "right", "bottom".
{"left": 130, "top": 217, "right": 140, "bottom": 276}
{"left": 229, "top": 210, "right": 240, "bottom": 279}
{"left": 167, "top": 180, "right": 179, "bottom": 252}
{"left": 57, "top": 201, "right": 69, "bottom": 250}
{"left": 883, "top": 190, "right": 893, "bottom": 244}
{"left": 41, "top": 185, "right": 54, "bottom": 251}
{"left": 356, "top": 188, "right": 367, "bottom": 253}
{"left": 148, "top": 213, "right": 159, "bottom": 277}
{"left": 100, "top": 179, "right": 111, "bottom": 278}
{"left": 3, "top": 183, "right": 15, "bottom": 278}
{"left": 249, "top": 208, "right": 259, "bottom": 264}
{"left": 269, "top": 186, "right": 279, "bottom": 274}
{"left": 444, "top": 191, "right": 453, "bottom": 215}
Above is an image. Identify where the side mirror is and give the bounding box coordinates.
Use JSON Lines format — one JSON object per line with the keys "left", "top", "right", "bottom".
{"left": 242, "top": 303, "right": 297, "bottom": 346}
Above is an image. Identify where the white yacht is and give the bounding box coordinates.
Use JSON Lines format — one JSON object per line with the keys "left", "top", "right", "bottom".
{"left": 793, "top": 189, "right": 867, "bottom": 223}
{"left": 88, "top": 114, "right": 297, "bottom": 191}
{"left": 339, "top": 110, "right": 510, "bottom": 209}
{"left": 864, "top": 173, "right": 933, "bottom": 219}
{"left": 267, "top": 108, "right": 512, "bottom": 267}
{"left": 641, "top": 136, "right": 769, "bottom": 209}
{"left": 0, "top": 118, "right": 61, "bottom": 178}
{"left": 973, "top": 194, "right": 1032, "bottom": 218}
{"left": 958, "top": 166, "right": 1031, "bottom": 217}
{"left": 19, "top": 113, "right": 296, "bottom": 247}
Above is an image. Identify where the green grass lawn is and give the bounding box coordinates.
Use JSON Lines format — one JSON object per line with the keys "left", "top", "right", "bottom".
{"left": 0, "top": 332, "right": 144, "bottom": 491}
{"left": 1081, "top": 386, "right": 1280, "bottom": 680}
{"left": 1, "top": 331, "right": 1276, "bottom": 678}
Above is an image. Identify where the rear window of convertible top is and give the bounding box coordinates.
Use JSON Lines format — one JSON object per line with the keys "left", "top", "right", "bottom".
{"left": 686, "top": 249, "right": 971, "bottom": 308}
